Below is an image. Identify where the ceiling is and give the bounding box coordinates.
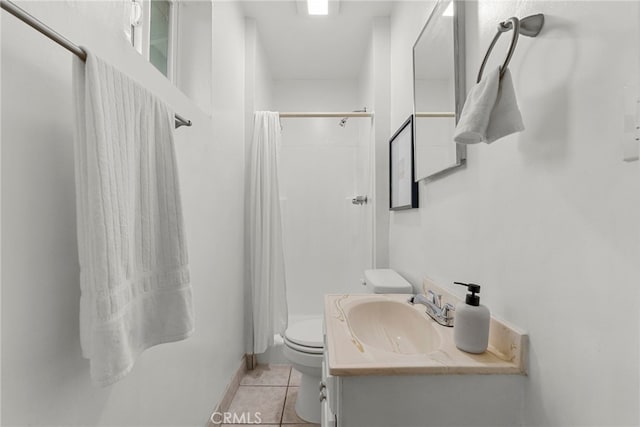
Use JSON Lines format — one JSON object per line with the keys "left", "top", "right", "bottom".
{"left": 240, "top": 0, "right": 395, "bottom": 80}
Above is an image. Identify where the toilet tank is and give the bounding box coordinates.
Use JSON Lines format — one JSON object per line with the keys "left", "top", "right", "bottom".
{"left": 364, "top": 269, "right": 414, "bottom": 294}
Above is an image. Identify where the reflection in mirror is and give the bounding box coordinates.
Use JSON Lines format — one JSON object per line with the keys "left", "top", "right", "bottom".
{"left": 413, "top": 0, "right": 466, "bottom": 181}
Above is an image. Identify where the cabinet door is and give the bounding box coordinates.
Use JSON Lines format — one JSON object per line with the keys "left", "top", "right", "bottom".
{"left": 322, "top": 348, "right": 337, "bottom": 427}
{"left": 321, "top": 399, "right": 336, "bottom": 427}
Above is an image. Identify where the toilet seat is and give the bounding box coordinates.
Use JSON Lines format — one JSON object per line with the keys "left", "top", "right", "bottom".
{"left": 284, "top": 337, "right": 323, "bottom": 355}
{"left": 284, "top": 318, "right": 323, "bottom": 349}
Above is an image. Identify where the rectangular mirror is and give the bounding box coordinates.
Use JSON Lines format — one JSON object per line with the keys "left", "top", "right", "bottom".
{"left": 413, "top": 0, "right": 466, "bottom": 181}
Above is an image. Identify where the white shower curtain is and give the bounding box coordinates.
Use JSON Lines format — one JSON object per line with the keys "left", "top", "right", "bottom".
{"left": 248, "top": 111, "right": 288, "bottom": 354}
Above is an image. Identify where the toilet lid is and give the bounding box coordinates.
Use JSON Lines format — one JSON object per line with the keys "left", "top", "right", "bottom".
{"left": 284, "top": 318, "right": 323, "bottom": 348}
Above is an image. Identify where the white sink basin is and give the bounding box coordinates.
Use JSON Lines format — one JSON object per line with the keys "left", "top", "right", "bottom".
{"left": 325, "top": 293, "right": 528, "bottom": 376}
{"left": 346, "top": 300, "right": 441, "bottom": 355}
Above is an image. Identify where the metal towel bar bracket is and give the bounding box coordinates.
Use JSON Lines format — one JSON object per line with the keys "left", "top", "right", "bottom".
{"left": 476, "top": 13, "right": 545, "bottom": 83}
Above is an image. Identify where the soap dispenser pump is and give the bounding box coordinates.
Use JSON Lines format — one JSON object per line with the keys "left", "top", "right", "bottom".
{"left": 453, "top": 281, "right": 490, "bottom": 354}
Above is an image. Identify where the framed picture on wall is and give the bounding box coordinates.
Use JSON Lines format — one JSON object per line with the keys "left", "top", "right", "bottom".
{"left": 389, "top": 115, "right": 419, "bottom": 210}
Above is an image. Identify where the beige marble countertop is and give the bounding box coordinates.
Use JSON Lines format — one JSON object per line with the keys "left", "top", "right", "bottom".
{"left": 324, "top": 288, "right": 528, "bottom": 377}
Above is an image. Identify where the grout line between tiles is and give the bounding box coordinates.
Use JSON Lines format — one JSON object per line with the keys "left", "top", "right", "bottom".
{"left": 278, "top": 384, "right": 288, "bottom": 426}
{"left": 280, "top": 366, "right": 292, "bottom": 426}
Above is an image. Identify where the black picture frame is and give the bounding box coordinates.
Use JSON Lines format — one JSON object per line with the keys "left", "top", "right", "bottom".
{"left": 389, "top": 115, "right": 419, "bottom": 210}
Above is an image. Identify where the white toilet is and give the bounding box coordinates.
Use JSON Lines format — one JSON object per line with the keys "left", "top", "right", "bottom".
{"left": 282, "top": 269, "right": 414, "bottom": 423}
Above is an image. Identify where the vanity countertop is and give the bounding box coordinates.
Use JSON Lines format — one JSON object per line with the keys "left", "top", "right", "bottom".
{"left": 324, "top": 287, "right": 528, "bottom": 377}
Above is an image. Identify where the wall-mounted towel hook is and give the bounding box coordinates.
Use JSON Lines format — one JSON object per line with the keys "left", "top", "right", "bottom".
{"left": 476, "top": 13, "right": 545, "bottom": 83}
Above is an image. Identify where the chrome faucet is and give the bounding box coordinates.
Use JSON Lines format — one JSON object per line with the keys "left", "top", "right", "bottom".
{"left": 408, "top": 290, "right": 455, "bottom": 327}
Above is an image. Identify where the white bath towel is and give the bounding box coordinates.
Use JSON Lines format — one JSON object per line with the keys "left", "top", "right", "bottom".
{"left": 454, "top": 67, "right": 524, "bottom": 144}
{"left": 72, "top": 48, "right": 193, "bottom": 386}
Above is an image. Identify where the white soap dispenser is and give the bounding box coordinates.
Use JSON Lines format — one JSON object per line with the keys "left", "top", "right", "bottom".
{"left": 453, "top": 281, "right": 490, "bottom": 354}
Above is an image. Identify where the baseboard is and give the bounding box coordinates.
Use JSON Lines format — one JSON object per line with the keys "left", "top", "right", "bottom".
{"left": 246, "top": 352, "right": 257, "bottom": 370}
{"left": 207, "top": 355, "right": 247, "bottom": 426}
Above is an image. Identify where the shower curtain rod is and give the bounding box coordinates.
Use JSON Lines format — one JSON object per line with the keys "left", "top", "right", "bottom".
{"left": 279, "top": 112, "right": 374, "bottom": 118}
{"left": 0, "top": 0, "right": 192, "bottom": 129}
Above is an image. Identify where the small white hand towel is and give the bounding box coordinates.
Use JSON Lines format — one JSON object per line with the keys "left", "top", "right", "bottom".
{"left": 454, "top": 67, "right": 500, "bottom": 144}
{"left": 454, "top": 67, "right": 524, "bottom": 144}
{"left": 485, "top": 68, "right": 524, "bottom": 143}
{"left": 72, "top": 48, "right": 193, "bottom": 387}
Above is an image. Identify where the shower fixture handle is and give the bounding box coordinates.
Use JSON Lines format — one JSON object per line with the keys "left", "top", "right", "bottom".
{"left": 351, "top": 195, "right": 368, "bottom": 205}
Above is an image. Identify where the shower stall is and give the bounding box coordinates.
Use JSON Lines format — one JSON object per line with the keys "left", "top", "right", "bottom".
{"left": 275, "top": 80, "right": 374, "bottom": 318}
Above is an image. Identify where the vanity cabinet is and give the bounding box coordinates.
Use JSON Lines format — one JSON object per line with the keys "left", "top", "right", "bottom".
{"left": 322, "top": 331, "right": 522, "bottom": 427}
{"left": 322, "top": 290, "right": 528, "bottom": 427}
{"left": 322, "top": 372, "right": 524, "bottom": 427}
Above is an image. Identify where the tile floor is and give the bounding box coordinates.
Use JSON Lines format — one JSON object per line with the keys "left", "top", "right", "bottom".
{"left": 220, "top": 364, "right": 319, "bottom": 427}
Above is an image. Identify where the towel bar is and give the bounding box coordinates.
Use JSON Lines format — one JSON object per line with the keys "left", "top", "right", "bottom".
{"left": 476, "top": 13, "right": 545, "bottom": 83}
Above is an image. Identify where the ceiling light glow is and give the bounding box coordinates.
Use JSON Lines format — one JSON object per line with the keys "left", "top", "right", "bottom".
{"left": 308, "top": 0, "right": 328, "bottom": 15}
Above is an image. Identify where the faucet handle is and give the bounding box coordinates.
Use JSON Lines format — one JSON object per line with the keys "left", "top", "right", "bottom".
{"left": 442, "top": 303, "right": 456, "bottom": 319}
{"left": 427, "top": 290, "right": 442, "bottom": 308}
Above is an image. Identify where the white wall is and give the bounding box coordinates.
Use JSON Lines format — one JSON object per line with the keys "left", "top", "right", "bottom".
{"left": 1, "top": 0, "right": 246, "bottom": 425}
{"left": 371, "top": 17, "right": 391, "bottom": 268}
{"left": 245, "top": 20, "right": 274, "bottom": 113}
{"left": 390, "top": 1, "right": 640, "bottom": 425}
{"left": 357, "top": 17, "right": 392, "bottom": 269}
{"left": 244, "top": 18, "right": 274, "bottom": 352}
{"left": 357, "top": 39, "right": 375, "bottom": 269}
{"left": 176, "top": 1, "right": 213, "bottom": 113}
